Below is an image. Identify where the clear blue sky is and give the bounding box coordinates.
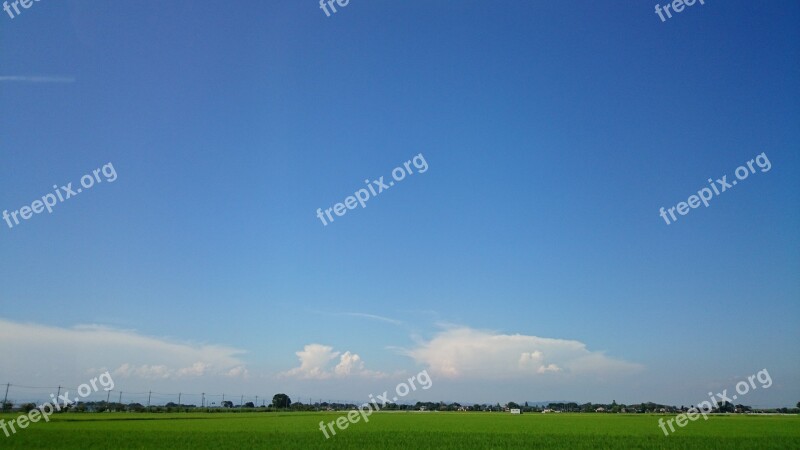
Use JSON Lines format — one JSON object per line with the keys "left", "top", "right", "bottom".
{"left": 1, "top": 0, "right": 798, "bottom": 407}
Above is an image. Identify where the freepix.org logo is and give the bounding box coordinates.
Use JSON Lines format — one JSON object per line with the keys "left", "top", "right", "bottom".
{"left": 654, "top": 0, "right": 706, "bottom": 23}
{"left": 319, "top": 0, "right": 350, "bottom": 18}
{"left": 3, "top": 162, "right": 118, "bottom": 231}
{"left": 318, "top": 370, "right": 433, "bottom": 439}
{"left": 315, "top": 154, "right": 428, "bottom": 227}
{"left": 3, "top": 0, "right": 43, "bottom": 20}
{"left": 1, "top": 372, "right": 115, "bottom": 439}
{"left": 658, "top": 153, "right": 771, "bottom": 226}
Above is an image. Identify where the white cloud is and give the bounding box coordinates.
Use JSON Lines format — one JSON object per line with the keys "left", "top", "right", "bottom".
{"left": 334, "top": 351, "right": 364, "bottom": 376}
{"left": 114, "top": 363, "right": 171, "bottom": 379}
{"left": 176, "top": 362, "right": 211, "bottom": 378}
{"left": 402, "top": 326, "right": 642, "bottom": 380}
{"left": 537, "top": 363, "right": 562, "bottom": 374}
{"left": 0, "top": 318, "right": 248, "bottom": 383}
{"left": 283, "top": 344, "right": 339, "bottom": 379}
{"left": 225, "top": 366, "right": 250, "bottom": 379}
{"left": 282, "top": 344, "right": 386, "bottom": 380}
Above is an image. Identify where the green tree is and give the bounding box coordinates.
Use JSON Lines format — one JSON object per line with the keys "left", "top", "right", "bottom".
{"left": 20, "top": 403, "right": 37, "bottom": 413}
{"left": 127, "top": 402, "right": 145, "bottom": 412}
{"left": 272, "top": 393, "right": 291, "bottom": 409}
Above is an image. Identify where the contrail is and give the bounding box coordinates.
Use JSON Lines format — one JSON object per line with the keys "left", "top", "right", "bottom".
{"left": 0, "top": 75, "right": 75, "bottom": 83}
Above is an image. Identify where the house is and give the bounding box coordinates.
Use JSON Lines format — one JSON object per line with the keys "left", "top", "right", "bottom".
{"left": 510, "top": 409, "right": 522, "bottom": 415}
{"left": 595, "top": 407, "right": 606, "bottom": 412}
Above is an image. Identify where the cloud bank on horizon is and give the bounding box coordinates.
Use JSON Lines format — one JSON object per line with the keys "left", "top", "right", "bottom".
{"left": 0, "top": 318, "right": 640, "bottom": 388}
{"left": 400, "top": 326, "right": 643, "bottom": 380}
{"left": 0, "top": 318, "right": 249, "bottom": 385}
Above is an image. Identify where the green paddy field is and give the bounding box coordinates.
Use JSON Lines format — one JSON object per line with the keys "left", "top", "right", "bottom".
{"left": 2, "top": 412, "right": 798, "bottom": 449}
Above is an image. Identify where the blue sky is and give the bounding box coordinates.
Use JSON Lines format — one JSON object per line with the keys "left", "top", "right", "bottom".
{"left": 1, "top": 0, "right": 798, "bottom": 407}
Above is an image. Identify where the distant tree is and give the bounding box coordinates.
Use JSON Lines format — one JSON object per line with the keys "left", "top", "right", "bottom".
{"left": 272, "top": 394, "right": 291, "bottom": 409}
{"left": 20, "top": 403, "right": 37, "bottom": 413}
{"left": 221, "top": 400, "right": 233, "bottom": 408}
{"left": 2, "top": 401, "right": 12, "bottom": 412}
{"left": 244, "top": 402, "right": 255, "bottom": 408}
{"left": 507, "top": 402, "right": 520, "bottom": 410}
{"left": 717, "top": 401, "right": 735, "bottom": 413}
{"left": 127, "top": 402, "right": 145, "bottom": 412}
{"left": 797, "top": 401, "right": 800, "bottom": 409}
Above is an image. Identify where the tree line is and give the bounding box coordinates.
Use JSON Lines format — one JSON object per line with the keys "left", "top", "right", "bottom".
{"left": 4, "top": 396, "right": 799, "bottom": 414}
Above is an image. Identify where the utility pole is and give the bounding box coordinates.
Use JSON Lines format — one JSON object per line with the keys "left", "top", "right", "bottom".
{"left": 56, "top": 386, "right": 61, "bottom": 402}
{"left": 178, "top": 393, "right": 181, "bottom": 406}
{"left": 147, "top": 391, "right": 151, "bottom": 408}
{"left": 2, "top": 383, "right": 9, "bottom": 405}
{"left": 119, "top": 391, "right": 122, "bottom": 404}
{"left": 240, "top": 395, "right": 243, "bottom": 407}
{"left": 106, "top": 390, "right": 110, "bottom": 403}
{"left": 201, "top": 393, "right": 205, "bottom": 408}
{"left": 255, "top": 396, "right": 258, "bottom": 407}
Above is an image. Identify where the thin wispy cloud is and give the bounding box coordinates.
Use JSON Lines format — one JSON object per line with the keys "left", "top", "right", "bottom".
{"left": 341, "top": 312, "right": 403, "bottom": 326}
{"left": 0, "top": 75, "right": 76, "bottom": 83}
{"left": 307, "top": 309, "right": 404, "bottom": 326}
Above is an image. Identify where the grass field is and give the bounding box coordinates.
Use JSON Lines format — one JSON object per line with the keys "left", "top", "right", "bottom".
{"left": 2, "top": 412, "right": 799, "bottom": 449}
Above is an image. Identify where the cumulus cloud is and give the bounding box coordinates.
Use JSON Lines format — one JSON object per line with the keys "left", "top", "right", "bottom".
{"left": 0, "top": 318, "right": 249, "bottom": 383}
{"left": 225, "top": 366, "right": 250, "bottom": 378}
{"left": 402, "top": 327, "right": 642, "bottom": 380}
{"left": 334, "top": 351, "right": 364, "bottom": 376}
{"left": 282, "top": 344, "right": 386, "bottom": 380}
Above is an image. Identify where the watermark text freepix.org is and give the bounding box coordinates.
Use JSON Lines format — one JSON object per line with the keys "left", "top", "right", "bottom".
{"left": 319, "top": 369, "right": 433, "bottom": 439}
{"left": 658, "top": 368, "right": 772, "bottom": 436}
{"left": 659, "top": 152, "right": 771, "bottom": 226}
{"left": 1, "top": 371, "right": 115, "bottom": 438}
{"left": 319, "top": 0, "right": 350, "bottom": 17}
{"left": 316, "top": 153, "right": 428, "bottom": 227}
{"left": 3, "top": 0, "right": 42, "bottom": 20}
{"left": 655, "top": 0, "right": 705, "bottom": 23}
{"left": 3, "top": 162, "right": 117, "bottom": 230}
